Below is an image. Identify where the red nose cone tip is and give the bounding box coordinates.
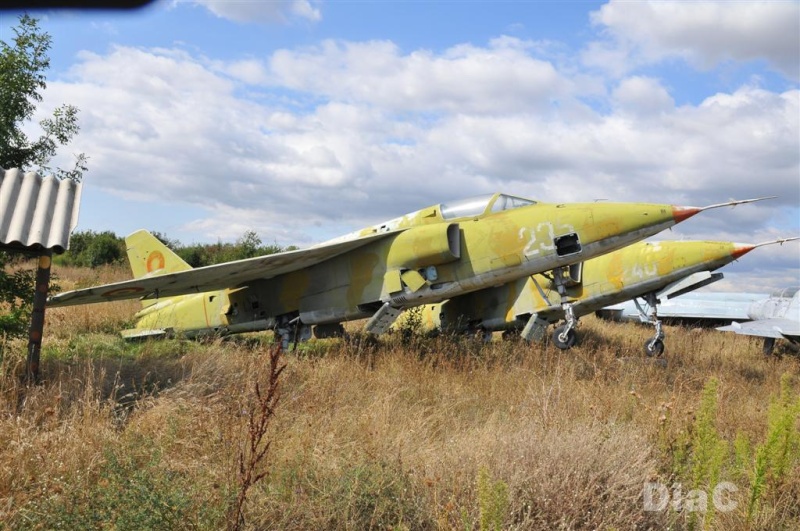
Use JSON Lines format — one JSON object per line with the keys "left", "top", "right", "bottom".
{"left": 671, "top": 205, "right": 703, "bottom": 224}
{"left": 731, "top": 244, "right": 756, "bottom": 260}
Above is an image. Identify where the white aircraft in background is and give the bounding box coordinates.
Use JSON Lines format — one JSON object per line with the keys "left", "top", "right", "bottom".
{"left": 596, "top": 291, "right": 768, "bottom": 325}
{"left": 718, "top": 287, "right": 800, "bottom": 355}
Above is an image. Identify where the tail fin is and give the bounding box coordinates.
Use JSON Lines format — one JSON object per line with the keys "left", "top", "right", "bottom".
{"left": 125, "top": 229, "right": 192, "bottom": 280}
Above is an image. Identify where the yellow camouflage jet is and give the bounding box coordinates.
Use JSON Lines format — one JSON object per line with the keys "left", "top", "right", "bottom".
{"left": 46, "top": 192, "right": 767, "bottom": 347}
{"left": 403, "top": 237, "right": 796, "bottom": 356}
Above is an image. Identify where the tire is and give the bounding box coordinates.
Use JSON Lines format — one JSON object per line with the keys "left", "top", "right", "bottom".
{"left": 468, "top": 327, "right": 492, "bottom": 343}
{"left": 552, "top": 325, "right": 577, "bottom": 350}
{"left": 644, "top": 338, "right": 665, "bottom": 357}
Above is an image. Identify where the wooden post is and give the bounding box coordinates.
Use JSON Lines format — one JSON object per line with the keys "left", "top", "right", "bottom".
{"left": 26, "top": 251, "right": 52, "bottom": 383}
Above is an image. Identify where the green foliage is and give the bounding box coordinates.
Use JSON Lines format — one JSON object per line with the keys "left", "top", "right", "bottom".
{"left": 477, "top": 467, "right": 509, "bottom": 531}
{"left": 85, "top": 231, "right": 124, "bottom": 267}
{"left": 57, "top": 229, "right": 286, "bottom": 269}
{"left": 54, "top": 230, "right": 125, "bottom": 268}
{"left": 175, "top": 243, "right": 208, "bottom": 267}
{"left": 732, "top": 431, "right": 752, "bottom": 484}
{"left": 236, "top": 229, "right": 262, "bottom": 259}
{"left": 686, "top": 378, "right": 729, "bottom": 529}
{"left": 14, "top": 435, "right": 225, "bottom": 530}
{"left": 0, "top": 14, "right": 87, "bottom": 181}
{"left": 174, "top": 230, "right": 284, "bottom": 267}
{"left": 0, "top": 250, "right": 34, "bottom": 342}
{"left": 396, "top": 305, "right": 424, "bottom": 343}
{"left": 660, "top": 374, "right": 800, "bottom": 527}
{"left": 259, "top": 453, "right": 427, "bottom": 529}
{"left": 689, "top": 378, "right": 728, "bottom": 492}
{"left": 663, "top": 378, "right": 730, "bottom": 529}
{"left": 747, "top": 373, "right": 800, "bottom": 521}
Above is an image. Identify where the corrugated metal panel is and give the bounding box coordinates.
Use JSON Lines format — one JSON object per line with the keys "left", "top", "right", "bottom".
{"left": 0, "top": 167, "right": 82, "bottom": 254}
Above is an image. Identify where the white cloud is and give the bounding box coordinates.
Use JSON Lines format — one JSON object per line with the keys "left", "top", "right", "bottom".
{"left": 218, "top": 58, "right": 270, "bottom": 85}
{"left": 269, "top": 37, "right": 572, "bottom": 114}
{"left": 188, "top": 0, "right": 321, "bottom": 23}
{"left": 611, "top": 76, "right": 674, "bottom": 116}
{"left": 587, "top": 0, "right": 800, "bottom": 80}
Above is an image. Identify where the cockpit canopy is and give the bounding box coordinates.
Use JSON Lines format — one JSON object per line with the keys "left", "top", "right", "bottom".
{"left": 440, "top": 193, "right": 536, "bottom": 220}
{"left": 771, "top": 286, "right": 800, "bottom": 299}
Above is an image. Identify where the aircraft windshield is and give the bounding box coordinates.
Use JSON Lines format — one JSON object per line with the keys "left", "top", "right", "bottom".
{"left": 440, "top": 193, "right": 536, "bottom": 220}
{"left": 772, "top": 286, "right": 800, "bottom": 298}
{"left": 490, "top": 194, "right": 536, "bottom": 213}
{"left": 440, "top": 194, "right": 495, "bottom": 220}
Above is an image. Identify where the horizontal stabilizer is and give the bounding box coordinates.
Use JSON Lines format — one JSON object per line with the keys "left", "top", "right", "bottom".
{"left": 120, "top": 328, "right": 169, "bottom": 341}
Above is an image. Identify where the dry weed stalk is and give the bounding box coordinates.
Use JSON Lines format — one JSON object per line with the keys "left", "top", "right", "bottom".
{"left": 228, "top": 344, "right": 285, "bottom": 531}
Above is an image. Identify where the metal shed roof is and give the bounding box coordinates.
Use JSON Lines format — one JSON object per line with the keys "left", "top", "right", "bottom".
{"left": 0, "top": 167, "right": 82, "bottom": 254}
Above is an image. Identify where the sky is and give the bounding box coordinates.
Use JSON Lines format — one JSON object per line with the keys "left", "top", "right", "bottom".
{"left": 1, "top": 0, "right": 799, "bottom": 292}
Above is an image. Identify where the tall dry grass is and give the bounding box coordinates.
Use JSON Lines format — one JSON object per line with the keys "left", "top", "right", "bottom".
{"left": 45, "top": 264, "right": 139, "bottom": 336}
{"left": 0, "top": 263, "right": 798, "bottom": 529}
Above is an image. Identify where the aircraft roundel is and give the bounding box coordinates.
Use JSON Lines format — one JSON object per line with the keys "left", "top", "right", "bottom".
{"left": 146, "top": 251, "right": 165, "bottom": 273}
{"left": 102, "top": 286, "right": 145, "bottom": 298}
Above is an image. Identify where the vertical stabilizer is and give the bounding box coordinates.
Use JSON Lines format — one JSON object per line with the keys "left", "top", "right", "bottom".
{"left": 125, "top": 230, "right": 192, "bottom": 280}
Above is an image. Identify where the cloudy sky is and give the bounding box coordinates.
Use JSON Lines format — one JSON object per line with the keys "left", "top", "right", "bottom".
{"left": 1, "top": 0, "right": 798, "bottom": 291}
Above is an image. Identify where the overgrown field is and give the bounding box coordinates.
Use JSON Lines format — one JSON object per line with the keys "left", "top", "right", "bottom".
{"left": 1, "top": 265, "right": 798, "bottom": 530}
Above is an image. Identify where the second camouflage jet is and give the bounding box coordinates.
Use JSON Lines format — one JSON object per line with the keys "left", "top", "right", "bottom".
{"left": 403, "top": 237, "right": 795, "bottom": 356}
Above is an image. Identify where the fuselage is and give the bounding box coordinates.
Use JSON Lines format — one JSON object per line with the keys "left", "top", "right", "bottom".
{"left": 410, "top": 240, "right": 755, "bottom": 333}
{"left": 127, "top": 193, "right": 693, "bottom": 338}
{"left": 748, "top": 288, "right": 800, "bottom": 324}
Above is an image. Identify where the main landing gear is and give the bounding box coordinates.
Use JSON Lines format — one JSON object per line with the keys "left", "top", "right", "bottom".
{"left": 548, "top": 267, "right": 580, "bottom": 351}
{"left": 634, "top": 292, "right": 665, "bottom": 357}
{"left": 275, "top": 315, "right": 311, "bottom": 351}
{"left": 552, "top": 303, "right": 578, "bottom": 350}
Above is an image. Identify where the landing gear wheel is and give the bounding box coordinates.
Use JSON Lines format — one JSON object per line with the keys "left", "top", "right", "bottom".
{"left": 552, "top": 325, "right": 577, "bottom": 350}
{"left": 469, "top": 327, "right": 492, "bottom": 343}
{"left": 644, "top": 338, "right": 665, "bottom": 357}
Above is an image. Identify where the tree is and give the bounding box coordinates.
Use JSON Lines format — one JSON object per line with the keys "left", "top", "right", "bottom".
{"left": 0, "top": 13, "right": 87, "bottom": 181}
{"left": 0, "top": 251, "right": 34, "bottom": 343}
{"left": 236, "top": 230, "right": 262, "bottom": 260}
{"left": 54, "top": 230, "right": 125, "bottom": 268}
{"left": 1, "top": 15, "right": 87, "bottom": 346}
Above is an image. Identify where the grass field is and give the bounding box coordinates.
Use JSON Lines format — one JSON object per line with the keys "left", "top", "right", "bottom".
{"left": 1, "top": 264, "right": 798, "bottom": 530}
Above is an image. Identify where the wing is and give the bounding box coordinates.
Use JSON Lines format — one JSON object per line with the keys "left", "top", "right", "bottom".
{"left": 717, "top": 319, "right": 800, "bottom": 340}
{"left": 48, "top": 230, "right": 396, "bottom": 307}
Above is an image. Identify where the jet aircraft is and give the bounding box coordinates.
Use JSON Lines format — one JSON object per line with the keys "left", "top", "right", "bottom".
{"left": 402, "top": 237, "right": 794, "bottom": 356}
{"left": 596, "top": 291, "right": 768, "bottom": 325}
{"left": 47, "top": 193, "right": 767, "bottom": 347}
{"left": 717, "top": 286, "right": 800, "bottom": 355}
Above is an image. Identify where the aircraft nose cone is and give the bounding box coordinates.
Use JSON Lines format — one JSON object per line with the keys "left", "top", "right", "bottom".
{"left": 731, "top": 243, "right": 756, "bottom": 260}
{"left": 671, "top": 205, "right": 702, "bottom": 224}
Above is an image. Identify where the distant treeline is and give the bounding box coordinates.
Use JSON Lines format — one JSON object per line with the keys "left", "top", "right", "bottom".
{"left": 54, "top": 230, "right": 295, "bottom": 269}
